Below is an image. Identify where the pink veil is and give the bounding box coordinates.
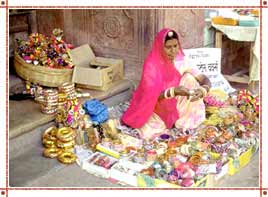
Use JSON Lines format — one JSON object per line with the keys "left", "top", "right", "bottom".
{"left": 121, "top": 28, "right": 184, "bottom": 128}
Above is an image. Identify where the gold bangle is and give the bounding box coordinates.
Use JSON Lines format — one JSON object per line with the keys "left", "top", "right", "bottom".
{"left": 164, "top": 88, "right": 173, "bottom": 99}
{"left": 43, "top": 148, "right": 62, "bottom": 158}
{"left": 59, "top": 132, "right": 76, "bottom": 142}
{"left": 56, "top": 127, "right": 74, "bottom": 141}
{"left": 61, "top": 147, "right": 75, "bottom": 152}
{"left": 42, "top": 102, "right": 58, "bottom": 107}
{"left": 58, "top": 93, "right": 67, "bottom": 102}
{"left": 170, "top": 87, "right": 175, "bottom": 97}
{"left": 164, "top": 89, "right": 169, "bottom": 99}
{"left": 42, "top": 126, "right": 57, "bottom": 141}
{"left": 57, "top": 151, "right": 77, "bottom": 164}
{"left": 44, "top": 99, "right": 58, "bottom": 104}
{"left": 41, "top": 108, "right": 58, "bottom": 115}
{"left": 43, "top": 133, "right": 57, "bottom": 141}
{"left": 41, "top": 105, "right": 58, "bottom": 110}
{"left": 167, "top": 88, "right": 174, "bottom": 98}
{"left": 56, "top": 139, "right": 75, "bottom": 148}
{"left": 42, "top": 138, "right": 57, "bottom": 148}
{"left": 59, "top": 87, "right": 75, "bottom": 94}
{"left": 44, "top": 95, "right": 59, "bottom": 101}
{"left": 60, "top": 82, "right": 75, "bottom": 89}
{"left": 43, "top": 89, "right": 58, "bottom": 97}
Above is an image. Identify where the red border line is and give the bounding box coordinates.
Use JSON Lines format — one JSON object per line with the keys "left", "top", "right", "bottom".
{"left": 8, "top": 188, "right": 261, "bottom": 190}
{"left": 6, "top": 0, "right": 9, "bottom": 196}
{"left": 5, "top": 5, "right": 263, "bottom": 195}
{"left": 260, "top": 6, "right": 263, "bottom": 197}
{"left": 7, "top": 5, "right": 261, "bottom": 8}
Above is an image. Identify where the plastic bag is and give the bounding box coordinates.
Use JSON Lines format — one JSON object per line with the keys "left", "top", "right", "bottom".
{"left": 83, "top": 99, "right": 108, "bottom": 123}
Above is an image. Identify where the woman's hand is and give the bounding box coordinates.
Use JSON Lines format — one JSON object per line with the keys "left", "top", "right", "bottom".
{"left": 171, "top": 86, "right": 207, "bottom": 101}
{"left": 189, "top": 88, "right": 206, "bottom": 102}
{"left": 174, "top": 86, "right": 191, "bottom": 98}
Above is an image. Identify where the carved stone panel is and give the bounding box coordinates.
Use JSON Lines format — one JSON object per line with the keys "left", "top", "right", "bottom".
{"left": 9, "top": 12, "right": 30, "bottom": 58}
{"left": 162, "top": 9, "right": 205, "bottom": 49}
{"left": 32, "top": 9, "right": 206, "bottom": 82}
{"left": 68, "top": 9, "right": 139, "bottom": 60}
{"left": 36, "top": 10, "right": 64, "bottom": 36}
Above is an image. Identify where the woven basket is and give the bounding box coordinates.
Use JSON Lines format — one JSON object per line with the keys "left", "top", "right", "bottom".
{"left": 14, "top": 52, "right": 73, "bottom": 87}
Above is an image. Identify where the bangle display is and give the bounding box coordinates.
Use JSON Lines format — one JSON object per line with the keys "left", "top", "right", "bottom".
{"left": 170, "top": 87, "right": 175, "bottom": 97}
{"left": 164, "top": 89, "right": 169, "bottom": 99}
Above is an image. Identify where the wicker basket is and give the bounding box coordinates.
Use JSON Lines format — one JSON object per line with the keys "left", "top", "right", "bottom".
{"left": 14, "top": 52, "right": 73, "bottom": 87}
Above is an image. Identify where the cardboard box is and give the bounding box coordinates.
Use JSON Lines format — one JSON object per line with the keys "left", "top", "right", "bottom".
{"left": 215, "top": 161, "right": 229, "bottom": 181}
{"left": 81, "top": 152, "right": 118, "bottom": 178}
{"left": 74, "top": 144, "right": 93, "bottom": 166}
{"left": 70, "top": 44, "right": 124, "bottom": 91}
{"left": 228, "top": 146, "right": 253, "bottom": 176}
{"left": 137, "top": 174, "right": 208, "bottom": 188}
{"left": 110, "top": 160, "right": 147, "bottom": 186}
{"left": 206, "top": 162, "right": 229, "bottom": 187}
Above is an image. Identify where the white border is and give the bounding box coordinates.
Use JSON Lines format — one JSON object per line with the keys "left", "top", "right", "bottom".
{"left": 7, "top": 189, "right": 261, "bottom": 197}
{"left": 2, "top": 0, "right": 265, "bottom": 196}
{"left": 261, "top": 8, "right": 267, "bottom": 188}
{"left": 0, "top": 8, "right": 7, "bottom": 188}
{"left": 8, "top": 0, "right": 260, "bottom": 7}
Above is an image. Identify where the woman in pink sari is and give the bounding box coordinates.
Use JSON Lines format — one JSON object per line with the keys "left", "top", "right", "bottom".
{"left": 121, "top": 28, "right": 211, "bottom": 139}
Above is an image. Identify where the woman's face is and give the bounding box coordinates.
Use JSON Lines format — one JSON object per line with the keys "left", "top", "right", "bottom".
{"left": 164, "top": 38, "right": 179, "bottom": 62}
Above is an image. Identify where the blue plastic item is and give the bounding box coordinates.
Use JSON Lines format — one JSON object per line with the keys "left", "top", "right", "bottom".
{"left": 83, "top": 99, "right": 108, "bottom": 123}
{"left": 90, "top": 110, "right": 109, "bottom": 123}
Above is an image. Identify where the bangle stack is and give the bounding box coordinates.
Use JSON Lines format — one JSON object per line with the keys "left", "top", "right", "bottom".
{"left": 59, "top": 83, "right": 77, "bottom": 101}
{"left": 42, "top": 126, "right": 77, "bottom": 164}
{"left": 41, "top": 89, "right": 58, "bottom": 115}
{"left": 164, "top": 87, "right": 175, "bottom": 99}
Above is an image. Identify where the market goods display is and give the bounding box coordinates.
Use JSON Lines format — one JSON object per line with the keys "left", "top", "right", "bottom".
{"left": 39, "top": 89, "right": 259, "bottom": 187}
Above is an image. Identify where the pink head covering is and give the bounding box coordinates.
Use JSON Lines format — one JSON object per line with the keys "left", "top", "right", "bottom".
{"left": 121, "top": 28, "right": 184, "bottom": 128}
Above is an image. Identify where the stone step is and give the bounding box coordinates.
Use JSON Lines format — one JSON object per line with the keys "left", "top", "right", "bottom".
{"left": 9, "top": 124, "right": 128, "bottom": 187}
{"left": 9, "top": 79, "right": 134, "bottom": 139}
{"left": 9, "top": 79, "right": 135, "bottom": 187}
{"left": 9, "top": 74, "right": 25, "bottom": 95}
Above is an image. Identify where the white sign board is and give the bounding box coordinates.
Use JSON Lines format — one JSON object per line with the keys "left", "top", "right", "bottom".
{"left": 184, "top": 48, "right": 235, "bottom": 94}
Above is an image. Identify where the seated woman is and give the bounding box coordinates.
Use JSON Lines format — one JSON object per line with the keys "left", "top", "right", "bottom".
{"left": 121, "top": 28, "right": 211, "bottom": 139}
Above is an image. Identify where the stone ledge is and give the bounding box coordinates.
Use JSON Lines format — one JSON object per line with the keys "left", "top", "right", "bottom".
{"left": 9, "top": 79, "right": 134, "bottom": 139}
